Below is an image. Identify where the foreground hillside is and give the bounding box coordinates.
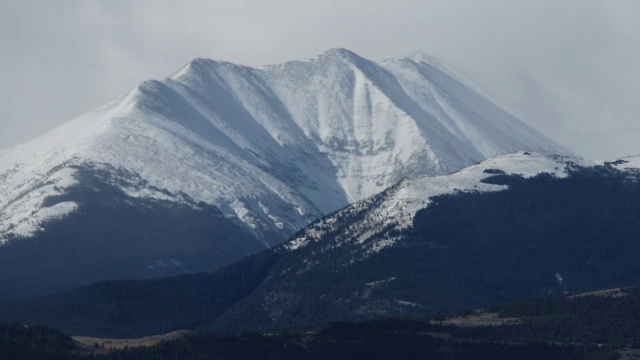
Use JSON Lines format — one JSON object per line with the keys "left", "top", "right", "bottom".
{"left": 2, "top": 153, "right": 640, "bottom": 339}
{"left": 6, "top": 286, "right": 640, "bottom": 359}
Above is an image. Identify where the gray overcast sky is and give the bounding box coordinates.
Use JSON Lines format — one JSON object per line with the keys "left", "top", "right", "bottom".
{"left": 1, "top": 0, "right": 639, "bottom": 159}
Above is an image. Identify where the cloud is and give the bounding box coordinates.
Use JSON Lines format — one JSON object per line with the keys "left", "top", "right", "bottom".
{"left": 1, "top": 0, "right": 638, "bottom": 158}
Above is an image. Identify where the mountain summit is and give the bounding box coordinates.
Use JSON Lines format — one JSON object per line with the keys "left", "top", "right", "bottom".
{"left": 0, "top": 49, "right": 568, "bottom": 300}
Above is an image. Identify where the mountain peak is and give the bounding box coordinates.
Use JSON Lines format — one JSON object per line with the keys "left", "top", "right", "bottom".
{"left": 320, "top": 47, "right": 357, "bottom": 57}
{"left": 169, "top": 57, "right": 249, "bottom": 83}
{"left": 131, "top": 79, "right": 165, "bottom": 96}
{"left": 316, "top": 48, "right": 366, "bottom": 64}
{"left": 0, "top": 50, "right": 572, "bottom": 299}
{"left": 0, "top": 48, "right": 571, "bottom": 243}
{"left": 383, "top": 51, "right": 455, "bottom": 74}
{"left": 399, "top": 51, "right": 439, "bottom": 64}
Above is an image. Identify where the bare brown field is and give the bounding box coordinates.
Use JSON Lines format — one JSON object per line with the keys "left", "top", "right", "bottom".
{"left": 73, "top": 330, "right": 197, "bottom": 355}
{"left": 569, "top": 287, "right": 629, "bottom": 299}
{"left": 434, "top": 311, "right": 520, "bottom": 327}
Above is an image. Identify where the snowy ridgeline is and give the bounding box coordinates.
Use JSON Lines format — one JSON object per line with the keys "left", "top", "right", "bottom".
{"left": 0, "top": 49, "right": 570, "bottom": 243}
{"left": 285, "top": 152, "right": 640, "bottom": 256}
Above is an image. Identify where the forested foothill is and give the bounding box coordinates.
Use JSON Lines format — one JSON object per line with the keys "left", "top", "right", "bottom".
{"left": 5, "top": 286, "right": 640, "bottom": 359}
{"left": 3, "top": 164, "right": 640, "bottom": 359}
{"left": 3, "top": 164, "right": 640, "bottom": 340}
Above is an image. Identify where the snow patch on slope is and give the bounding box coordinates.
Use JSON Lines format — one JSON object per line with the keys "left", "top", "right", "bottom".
{"left": 0, "top": 167, "right": 80, "bottom": 242}
{"left": 612, "top": 156, "right": 640, "bottom": 172}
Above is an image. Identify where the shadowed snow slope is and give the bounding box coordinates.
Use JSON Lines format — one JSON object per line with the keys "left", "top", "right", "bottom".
{"left": 0, "top": 49, "right": 569, "bottom": 299}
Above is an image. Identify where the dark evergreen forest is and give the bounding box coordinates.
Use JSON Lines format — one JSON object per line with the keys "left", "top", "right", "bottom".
{"left": 7, "top": 286, "right": 640, "bottom": 360}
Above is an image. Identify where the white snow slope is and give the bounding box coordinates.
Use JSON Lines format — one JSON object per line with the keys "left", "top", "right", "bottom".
{"left": 0, "top": 49, "right": 569, "bottom": 245}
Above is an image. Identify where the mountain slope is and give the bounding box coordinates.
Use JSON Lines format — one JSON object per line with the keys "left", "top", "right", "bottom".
{"left": 0, "top": 49, "right": 568, "bottom": 301}
{"left": 209, "top": 153, "right": 640, "bottom": 331}
{"left": 0, "top": 49, "right": 569, "bottom": 243}
{"left": 4, "top": 153, "right": 640, "bottom": 337}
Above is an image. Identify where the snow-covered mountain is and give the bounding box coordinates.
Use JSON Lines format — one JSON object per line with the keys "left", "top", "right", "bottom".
{"left": 0, "top": 49, "right": 567, "bottom": 243}
{"left": 0, "top": 49, "right": 570, "bottom": 300}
